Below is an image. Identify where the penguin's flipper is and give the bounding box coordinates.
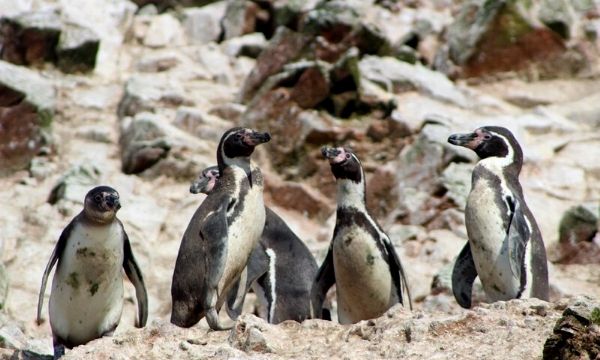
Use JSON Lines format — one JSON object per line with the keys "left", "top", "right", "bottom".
{"left": 505, "top": 197, "right": 530, "bottom": 290}
{"left": 170, "top": 194, "right": 230, "bottom": 328}
{"left": 452, "top": 242, "right": 478, "bottom": 309}
{"left": 200, "top": 196, "right": 232, "bottom": 330}
{"left": 310, "top": 244, "right": 335, "bottom": 319}
{"left": 382, "top": 237, "right": 413, "bottom": 310}
{"left": 122, "top": 228, "right": 149, "bottom": 328}
{"left": 37, "top": 219, "right": 75, "bottom": 325}
{"left": 226, "top": 243, "right": 269, "bottom": 320}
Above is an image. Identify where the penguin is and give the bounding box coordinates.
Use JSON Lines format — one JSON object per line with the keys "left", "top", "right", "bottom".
{"left": 312, "top": 147, "right": 412, "bottom": 324}
{"left": 447, "top": 126, "right": 549, "bottom": 308}
{"left": 170, "top": 127, "right": 271, "bottom": 330}
{"left": 189, "top": 166, "right": 330, "bottom": 323}
{"left": 37, "top": 186, "right": 148, "bottom": 359}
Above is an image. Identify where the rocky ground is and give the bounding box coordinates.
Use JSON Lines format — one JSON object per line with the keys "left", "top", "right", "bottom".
{"left": 1, "top": 0, "right": 600, "bottom": 358}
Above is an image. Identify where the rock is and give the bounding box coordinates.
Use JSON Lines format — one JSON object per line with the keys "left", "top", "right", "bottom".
{"left": 357, "top": 56, "right": 469, "bottom": 107}
{"left": 173, "top": 106, "right": 232, "bottom": 140}
{"left": 272, "top": 0, "right": 321, "bottom": 29}
{"left": 440, "top": 162, "right": 474, "bottom": 210}
{"left": 59, "top": 0, "right": 137, "bottom": 76}
{"left": 547, "top": 92, "right": 600, "bottom": 128}
{"left": 119, "top": 112, "right": 212, "bottom": 177}
{"left": 55, "top": 24, "right": 100, "bottom": 73}
{"left": 0, "top": 10, "right": 62, "bottom": 66}
{"left": 543, "top": 296, "right": 600, "bottom": 360}
{"left": 239, "top": 27, "right": 310, "bottom": 103}
{"left": 266, "top": 177, "right": 334, "bottom": 220}
{"left": 559, "top": 205, "right": 598, "bottom": 245}
{"left": 288, "top": 62, "right": 331, "bottom": 109}
{"left": 117, "top": 74, "right": 187, "bottom": 118}
{"left": 301, "top": 0, "right": 390, "bottom": 59}
{"left": 0, "top": 60, "right": 55, "bottom": 175}
{"left": 181, "top": 2, "right": 227, "bottom": 45}
{"left": 228, "top": 314, "right": 275, "bottom": 353}
{"left": 221, "top": 0, "right": 261, "bottom": 40}
{"left": 47, "top": 164, "right": 102, "bottom": 205}
{"left": 143, "top": 13, "right": 185, "bottom": 48}
{"left": 119, "top": 113, "right": 172, "bottom": 175}
{"left": 552, "top": 204, "right": 600, "bottom": 264}
{"left": 221, "top": 32, "right": 267, "bottom": 58}
{"left": 443, "top": 0, "right": 592, "bottom": 79}
{"left": 135, "top": 50, "right": 181, "bottom": 72}
{"left": 0, "top": 263, "right": 8, "bottom": 311}
{"left": 194, "top": 43, "right": 236, "bottom": 84}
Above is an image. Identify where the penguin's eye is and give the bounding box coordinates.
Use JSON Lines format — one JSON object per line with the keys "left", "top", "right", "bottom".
{"left": 94, "top": 195, "right": 102, "bottom": 202}
{"left": 345, "top": 153, "right": 351, "bottom": 159}
{"left": 235, "top": 134, "right": 242, "bottom": 140}
{"left": 483, "top": 134, "right": 492, "bottom": 140}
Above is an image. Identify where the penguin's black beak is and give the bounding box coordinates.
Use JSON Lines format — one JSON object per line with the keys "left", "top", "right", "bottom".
{"left": 244, "top": 131, "right": 271, "bottom": 146}
{"left": 448, "top": 132, "right": 477, "bottom": 147}
{"left": 106, "top": 194, "right": 121, "bottom": 211}
{"left": 190, "top": 177, "right": 209, "bottom": 194}
{"left": 321, "top": 147, "right": 340, "bottom": 159}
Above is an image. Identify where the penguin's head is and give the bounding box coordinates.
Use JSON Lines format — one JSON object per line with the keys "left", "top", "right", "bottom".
{"left": 190, "top": 166, "right": 220, "bottom": 194}
{"left": 321, "top": 146, "right": 362, "bottom": 184}
{"left": 83, "top": 186, "right": 121, "bottom": 223}
{"left": 217, "top": 127, "right": 271, "bottom": 167}
{"left": 448, "top": 126, "right": 522, "bottom": 166}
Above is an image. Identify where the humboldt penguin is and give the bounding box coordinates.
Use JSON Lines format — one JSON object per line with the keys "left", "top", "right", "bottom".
{"left": 189, "top": 166, "right": 330, "bottom": 323}
{"left": 447, "top": 126, "right": 549, "bottom": 308}
{"left": 37, "top": 186, "right": 148, "bottom": 359}
{"left": 312, "top": 147, "right": 412, "bottom": 324}
{"left": 171, "top": 127, "right": 270, "bottom": 330}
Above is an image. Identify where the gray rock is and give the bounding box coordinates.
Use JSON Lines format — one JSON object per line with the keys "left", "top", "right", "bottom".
{"left": 357, "top": 56, "right": 468, "bottom": 107}
{"left": 143, "top": 13, "right": 185, "bottom": 48}
{"left": 135, "top": 51, "right": 181, "bottom": 72}
{"left": 119, "top": 113, "right": 172, "bottom": 174}
{"left": 119, "top": 112, "right": 211, "bottom": 177}
{"left": 117, "top": 74, "right": 187, "bottom": 118}
{"left": 56, "top": 23, "right": 100, "bottom": 73}
{"left": 181, "top": 2, "right": 227, "bottom": 45}
{"left": 221, "top": 0, "right": 260, "bottom": 40}
{"left": 441, "top": 163, "right": 473, "bottom": 210}
{"left": 173, "top": 106, "right": 232, "bottom": 139}
{"left": 47, "top": 164, "right": 102, "bottom": 204}
{"left": 558, "top": 205, "right": 598, "bottom": 245}
{"left": 0, "top": 60, "right": 55, "bottom": 174}
{"left": 221, "top": 32, "right": 267, "bottom": 58}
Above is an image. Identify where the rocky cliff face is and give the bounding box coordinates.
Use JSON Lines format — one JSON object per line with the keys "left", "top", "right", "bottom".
{"left": 1, "top": 0, "right": 600, "bottom": 358}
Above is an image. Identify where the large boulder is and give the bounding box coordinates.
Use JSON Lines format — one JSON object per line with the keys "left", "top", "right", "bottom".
{"left": 441, "top": 0, "right": 597, "bottom": 79}
{"left": 0, "top": 61, "right": 55, "bottom": 175}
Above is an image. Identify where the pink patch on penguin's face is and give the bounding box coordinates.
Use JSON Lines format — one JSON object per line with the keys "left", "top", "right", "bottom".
{"left": 331, "top": 147, "right": 348, "bottom": 164}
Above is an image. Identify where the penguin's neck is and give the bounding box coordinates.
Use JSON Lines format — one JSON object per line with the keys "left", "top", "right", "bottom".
{"left": 336, "top": 178, "right": 367, "bottom": 212}
{"left": 221, "top": 156, "right": 254, "bottom": 185}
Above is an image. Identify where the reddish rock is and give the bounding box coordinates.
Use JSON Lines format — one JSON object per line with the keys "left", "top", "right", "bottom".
{"left": 265, "top": 176, "right": 334, "bottom": 221}
{"left": 289, "top": 67, "right": 330, "bottom": 109}
{"left": 239, "top": 27, "right": 310, "bottom": 103}
{"left": 366, "top": 165, "right": 399, "bottom": 220}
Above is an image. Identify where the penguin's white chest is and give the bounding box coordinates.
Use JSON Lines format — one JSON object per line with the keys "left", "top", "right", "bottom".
{"left": 466, "top": 179, "right": 519, "bottom": 300}
{"left": 49, "top": 221, "right": 125, "bottom": 345}
{"left": 219, "top": 183, "right": 266, "bottom": 296}
{"left": 333, "top": 225, "right": 393, "bottom": 324}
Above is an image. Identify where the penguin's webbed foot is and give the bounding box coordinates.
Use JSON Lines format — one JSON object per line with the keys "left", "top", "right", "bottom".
{"left": 53, "top": 344, "right": 65, "bottom": 359}
{"left": 206, "top": 308, "right": 234, "bottom": 331}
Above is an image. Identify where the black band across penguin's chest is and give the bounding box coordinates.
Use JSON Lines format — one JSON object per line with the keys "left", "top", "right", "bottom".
{"left": 333, "top": 208, "right": 388, "bottom": 263}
